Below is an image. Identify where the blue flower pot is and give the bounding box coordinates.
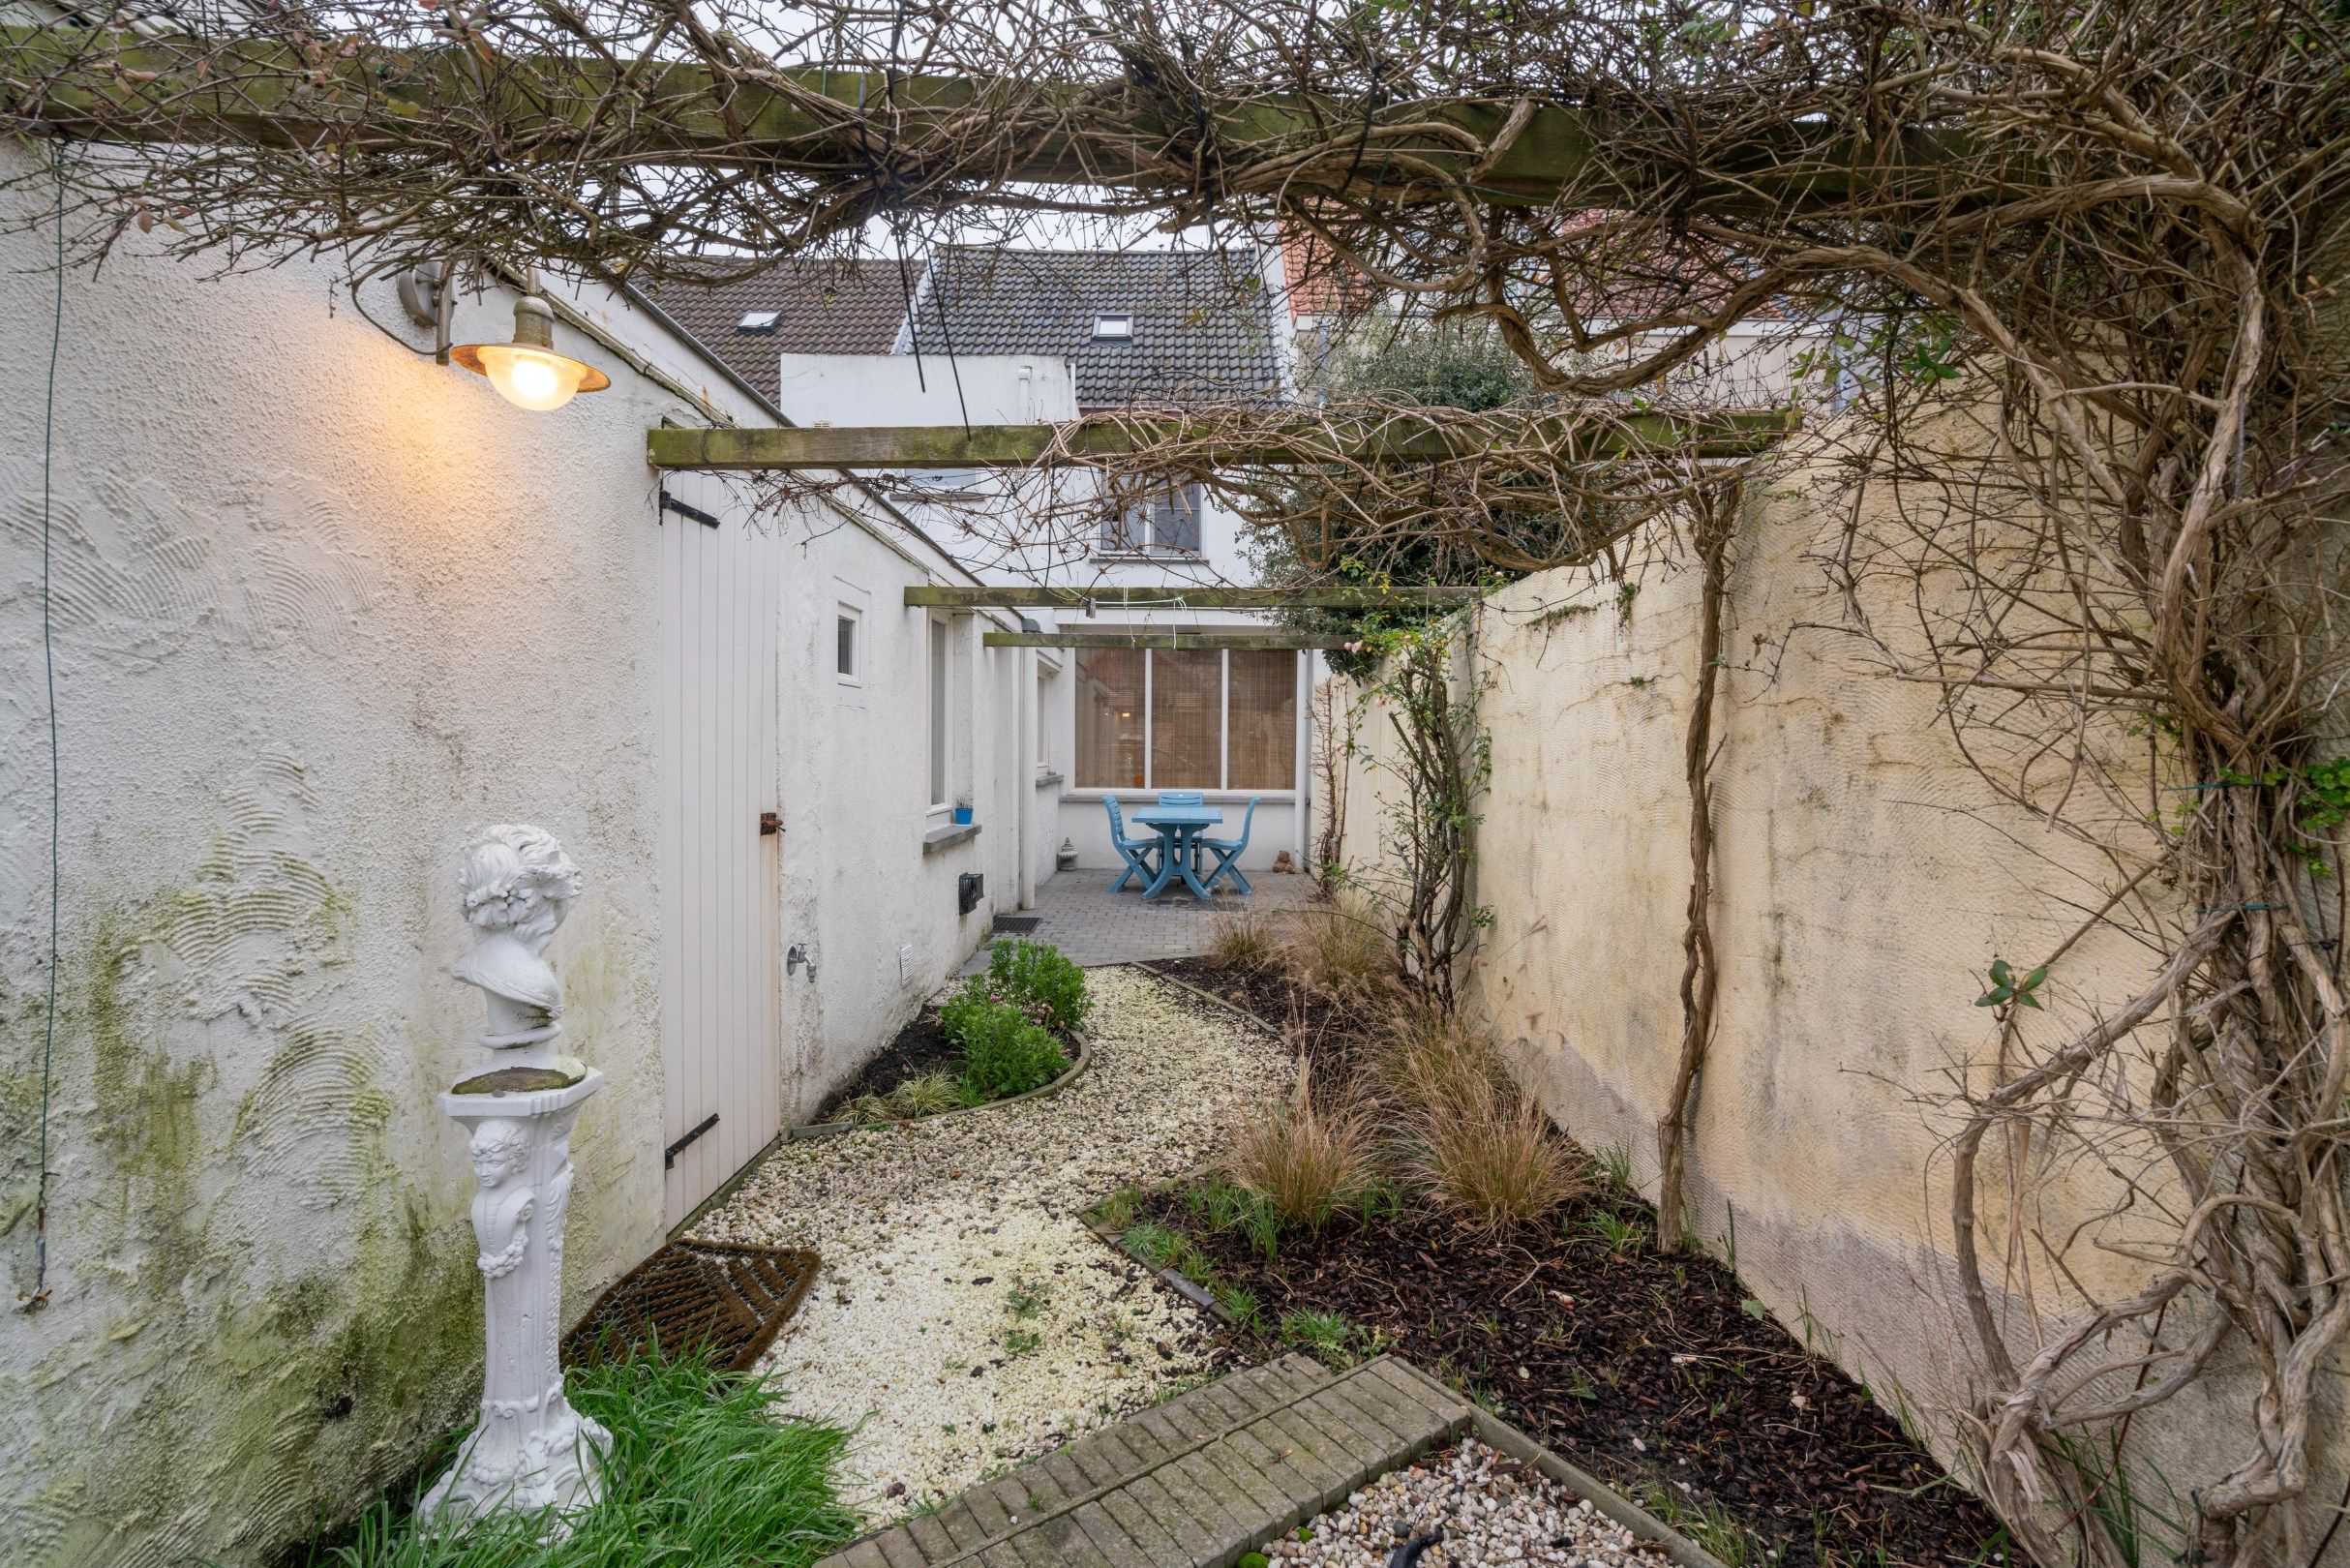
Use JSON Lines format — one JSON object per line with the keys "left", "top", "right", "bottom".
{"left": 952, "top": 806, "right": 974, "bottom": 826}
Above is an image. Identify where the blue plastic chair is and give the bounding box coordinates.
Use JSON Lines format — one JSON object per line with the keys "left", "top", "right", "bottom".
{"left": 1103, "top": 797, "right": 1163, "bottom": 892}
{"left": 1199, "top": 798, "right": 1258, "bottom": 894}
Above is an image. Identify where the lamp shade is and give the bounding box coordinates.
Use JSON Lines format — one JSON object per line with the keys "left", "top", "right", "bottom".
{"left": 452, "top": 296, "right": 611, "bottom": 410}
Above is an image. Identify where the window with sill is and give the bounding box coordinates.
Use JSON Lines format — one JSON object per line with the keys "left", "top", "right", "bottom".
{"left": 1074, "top": 648, "right": 1297, "bottom": 791}
{"left": 927, "top": 617, "right": 951, "bottom": 809}
{"left": 1099, "top": 481, "right": 1202, "bottom": 555}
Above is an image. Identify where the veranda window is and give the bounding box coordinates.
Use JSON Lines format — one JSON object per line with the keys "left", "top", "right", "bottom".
{"left": 1074, "top": 648, "right": 1297, "bottom": 791}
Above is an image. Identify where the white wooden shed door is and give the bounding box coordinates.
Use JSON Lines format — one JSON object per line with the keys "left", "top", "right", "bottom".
{"left": 655, "top": 473, "right": 784, "bottom": 1227}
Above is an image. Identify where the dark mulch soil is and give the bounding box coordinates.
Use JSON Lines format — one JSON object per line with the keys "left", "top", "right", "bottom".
{"left": 813, "top": 1007, "right": 960, "bottom": 1121}
{"left": 1141, "top": 958, "right": 2006, "bottom": 1568}
{"left": 1147, "top": 955, "right": 1393, "bottom": 1073}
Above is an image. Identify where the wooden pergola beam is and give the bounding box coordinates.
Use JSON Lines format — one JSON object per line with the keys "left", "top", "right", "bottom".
{"left": 646, "top": 411, "right": 1793, "bottom": 472}
{"left": 984, "top": 630, "right": 1346, "bottom": 649}
{"left": 2, "top": 26, "right": 1965, "bottom": 209}
{"left": 910, "top": 586, "right": 1474, "bottom": 610}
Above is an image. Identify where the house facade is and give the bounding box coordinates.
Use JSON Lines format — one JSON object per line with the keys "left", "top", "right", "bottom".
{"left": 654, "top": 247, "right": 1319, "bottom": 876}
{"left": 0, "top": 198, "right": 1070, "bottom": 1565}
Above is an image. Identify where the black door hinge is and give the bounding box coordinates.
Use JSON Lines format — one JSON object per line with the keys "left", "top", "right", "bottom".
{"left": 659, "top": 490, "right": 721, "bottom": 528}
{"left": 664, "top": 1113, "right": 719, "bottom": 1168}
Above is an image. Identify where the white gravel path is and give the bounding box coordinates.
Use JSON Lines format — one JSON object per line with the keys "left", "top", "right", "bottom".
{"left": 1273, "top": 1439, "right": 1654, "bottom": 1568}
{"left": 691, "top": 964, "right": 1291, "bottom": 1516}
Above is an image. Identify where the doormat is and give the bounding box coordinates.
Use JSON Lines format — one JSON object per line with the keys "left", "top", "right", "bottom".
{"left": 563, "top": 1240, "right": 819, "bottom": 1373}
{"left": 992, "top": 915, "right": 1041, "bottom": 934}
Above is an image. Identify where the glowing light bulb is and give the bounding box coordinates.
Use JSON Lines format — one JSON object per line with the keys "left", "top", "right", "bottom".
{"left": 450, "top": 295, "right": 609, "bottom": 411}
{"left": 476, "top": 345, "right": 588, "bottom": 411}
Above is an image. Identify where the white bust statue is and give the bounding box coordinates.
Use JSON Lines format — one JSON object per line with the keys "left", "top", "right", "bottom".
{"left": 453, "top": 825, "right": 582, "bottom": 1069}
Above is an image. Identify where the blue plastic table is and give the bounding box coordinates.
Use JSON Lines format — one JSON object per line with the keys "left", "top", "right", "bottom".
{"left": 1130, "top": 804, "right": 1222, "bottom": 901}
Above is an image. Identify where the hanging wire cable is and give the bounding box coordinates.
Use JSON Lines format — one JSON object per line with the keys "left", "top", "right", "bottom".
{"left": 24, "top": 140, "right": 66, "bottom": 1312}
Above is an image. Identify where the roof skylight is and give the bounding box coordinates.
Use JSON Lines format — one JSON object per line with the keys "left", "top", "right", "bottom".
{"left": 736, "top": 310, "right": 783, "bottom": 334}
{"left": 1090, "top": 314, "right": 1134, "bottom": 342}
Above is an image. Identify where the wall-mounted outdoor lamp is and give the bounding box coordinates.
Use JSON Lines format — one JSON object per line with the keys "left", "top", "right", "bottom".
{"left": 451, "top": 295, "right": 611, "bottom": 411}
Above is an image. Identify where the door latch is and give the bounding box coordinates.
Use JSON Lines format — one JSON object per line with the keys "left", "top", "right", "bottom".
{"left": 759, "top": 811, "right": 782, "bottom": 835}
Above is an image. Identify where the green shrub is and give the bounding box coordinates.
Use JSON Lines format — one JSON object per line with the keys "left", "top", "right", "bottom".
{"left": 936, "top": 984, "right": 1000, "bottom": 1045}
{"left": 979, "top": 939, "right": 1091, "bottom": 1035}
{"left": 953, "top": 997, "right": 1067, "bottom": 1100}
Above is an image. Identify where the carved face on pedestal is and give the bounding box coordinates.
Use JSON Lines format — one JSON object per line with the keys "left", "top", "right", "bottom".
{"left": 468, "top": 1119, "right": 531, "bottom": 1188}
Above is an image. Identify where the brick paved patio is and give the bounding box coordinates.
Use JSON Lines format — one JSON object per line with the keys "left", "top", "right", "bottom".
{"left": 969, "top": 868, "right": 1316, "bottom": 972}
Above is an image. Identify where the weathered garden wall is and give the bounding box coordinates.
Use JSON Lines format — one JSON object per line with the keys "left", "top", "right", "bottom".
{"left": 1322, "top": 461, "right": 2347, "bottom": 1553}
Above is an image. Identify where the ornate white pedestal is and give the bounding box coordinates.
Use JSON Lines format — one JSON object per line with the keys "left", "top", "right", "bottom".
{"left": 420, "top": 1071, "right": 609, "bottom": 1523}
{"left": 420, "top": 825, "right": 610, "bottom": 1528}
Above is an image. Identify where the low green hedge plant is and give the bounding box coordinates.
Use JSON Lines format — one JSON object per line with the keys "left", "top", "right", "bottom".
{"left": 948, "top": 995, "right": 1067, "bottom": 1100}
{"left": 974, "top": 938, "right": 1090, "bottom": 1034}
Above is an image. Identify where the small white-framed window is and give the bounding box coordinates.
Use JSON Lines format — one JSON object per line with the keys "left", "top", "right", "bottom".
{"left": 736, "top": 309, "right": 782, "bottom": 334}
{"left": 1090, "top": 313, "right": 1134, "bottom": 342}
{"left": 1036, "top": 667, "right": 1054, "bottom": 775}
{"left": 834, "top": 604, "right": 861, "bottom": 684}
{"left": 927, "top": 616, "right": 952, "bottom": 810}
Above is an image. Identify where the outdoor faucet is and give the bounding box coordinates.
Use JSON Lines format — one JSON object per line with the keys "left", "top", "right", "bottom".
{"left": 787, "top": 944, "right": 816, "bottom": 982}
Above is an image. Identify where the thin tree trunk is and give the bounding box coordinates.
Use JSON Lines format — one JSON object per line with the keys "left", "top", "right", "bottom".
{"left": 1658, "top": 485, "right": 1735, "bottom": 1253}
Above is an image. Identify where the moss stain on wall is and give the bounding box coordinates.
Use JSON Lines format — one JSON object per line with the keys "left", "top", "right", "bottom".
{"left": 6, "top": 856, "right": 489, "bottom": 1568}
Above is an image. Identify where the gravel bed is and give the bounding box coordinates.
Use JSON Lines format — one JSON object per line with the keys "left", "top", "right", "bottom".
{"left": 690, "top": 964, "right": 1292, "bottom": 1515}
{"left": 1273, "top": 1439, "right": 1656, "bottom": 1568}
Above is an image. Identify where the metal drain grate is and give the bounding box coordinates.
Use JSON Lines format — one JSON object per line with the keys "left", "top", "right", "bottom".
{"left": 992, "top": 915, "right": 1042, "bottom": 934}
{"left": 563, "top": 1240, "right": 818, "bottom": 1372}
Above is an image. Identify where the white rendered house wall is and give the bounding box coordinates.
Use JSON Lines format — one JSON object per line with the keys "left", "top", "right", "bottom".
{"left": 0, "top": 172, "right": 1039, "bottom": 1568}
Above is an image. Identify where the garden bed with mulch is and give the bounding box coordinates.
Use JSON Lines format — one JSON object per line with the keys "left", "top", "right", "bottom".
{"left": 814, "top": 1007, "right": 963, "bottom": 1121}
{"left": 1138, "top": 958, "right": 2005, "bottom": 1568}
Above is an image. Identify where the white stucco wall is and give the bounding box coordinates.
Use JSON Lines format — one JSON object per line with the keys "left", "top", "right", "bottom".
{"left": 0, "top": 168, "right": 1042, "bottom": 1565}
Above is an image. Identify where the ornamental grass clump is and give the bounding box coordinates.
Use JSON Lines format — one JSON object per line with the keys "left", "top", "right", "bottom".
{"left": 1413, "top": 1073, "right": 1582, "bottom": 1230}
{"left": 1226, "top": 1062, "right": 1377, "bottom": 1231}
{"left": 1375, "top": 1002, "right": 1509, "bottom": 1119}
{"left": 1279, "top": 899, "right": 1391, "bottom": 1002}
{"left": 1207, "top": 909, "right": 1278, "bottom": 972}
{"left": 326, "top": 1348, "right": 857, "bottom": 1568}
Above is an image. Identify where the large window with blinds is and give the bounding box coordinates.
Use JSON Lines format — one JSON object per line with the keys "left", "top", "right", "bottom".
{"left": 1074, "top": 648, "right": 1298, "bottom": 792}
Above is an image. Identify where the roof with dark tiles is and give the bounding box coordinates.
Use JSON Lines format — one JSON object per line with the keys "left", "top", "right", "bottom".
{"left": 649, "top": 247, "right": 1284, "bottom": 410}
{"left": 641, "top": 258, "right": 914, "bottom": 400}
{"left": 912, "top": 246, "right": 1282, "bottom": 409}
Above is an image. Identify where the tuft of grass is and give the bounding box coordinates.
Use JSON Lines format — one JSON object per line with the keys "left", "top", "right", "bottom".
{"left": 1584, "top": 1209, "right": 1647, "bottom": 1253}
{"left": 849, "top": 1072, "right": 967, "bottom": 1126}
{"left": 1088, "top": 1187, "right": 1142, "bottom": 1231}
{"left": 325, "top": 1350, "right": 859, "bottom": 1568}
{"left": 1278, "top": 899, "right": 1392, "bottom": 1001}
{"left": 1118, "top": 1222, "right": 1186, "bottom": 1270}
{"left": 889, "top": 1071, "right": 964, "bottom": 1118}
{"left": 1594, "top": 1142, "right": 1637, "bottom": 1197}
{"left": 1277, "top": 1309, "right": 1388, "bottom": 1369}
{"left": 1207, "top": 909, "right": 1279, "bottom": 972}
{"left": 1213, "top": 1282, "right": 1262, "bottom": 1331}
{"left": 1638, "top": 1481, "right": 1765, "bottom": 1568}
{"left": 1414, "top": 1074, "right": 1582, "bottom": 1228}
{"left": 1226, "top": 1062, "right": 1378, "bottom": 1231}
